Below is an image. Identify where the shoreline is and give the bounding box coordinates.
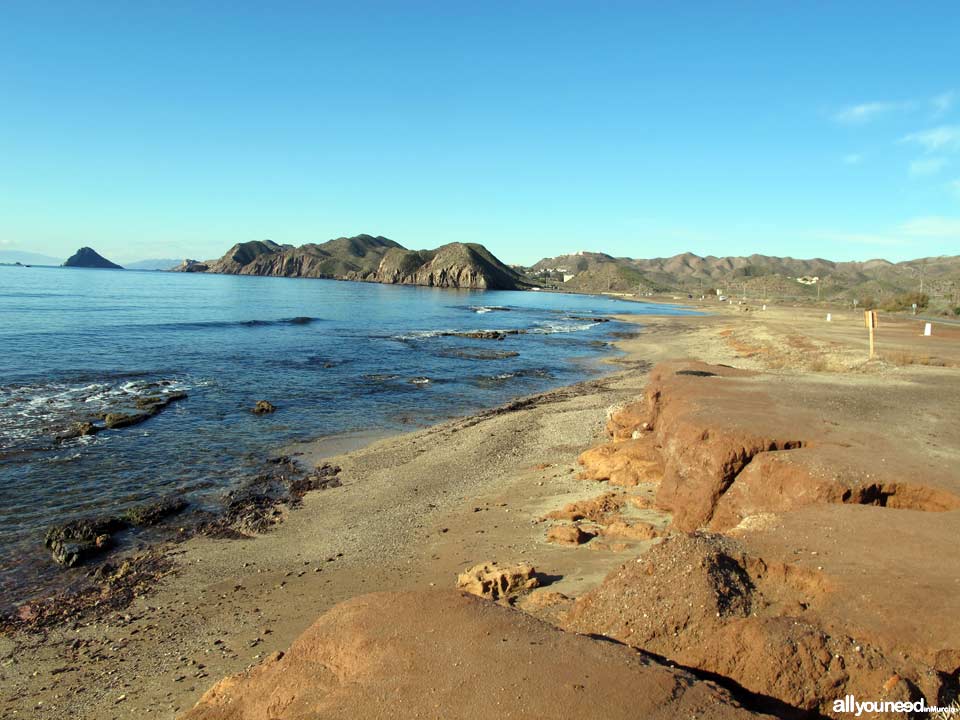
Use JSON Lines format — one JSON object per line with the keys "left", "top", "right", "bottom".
{"left": 2, "top": 298, "right": 676, "bottom": 614}
{"left": 1, "top": 310, "right": 713, "bottom": 718}
{"left": 7, "top": 302, "right": 957, "bottom": 718}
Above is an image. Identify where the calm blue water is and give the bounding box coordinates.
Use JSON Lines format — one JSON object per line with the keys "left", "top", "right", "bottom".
{"left": 0, "top": 265, "right": 691, "bottom": 605}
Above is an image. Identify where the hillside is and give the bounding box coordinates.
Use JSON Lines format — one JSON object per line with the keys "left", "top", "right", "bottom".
{"left": 185, "top": 235, "right": 528, "bottom": 290}
{"left": 528, "top": 250, "right": 960, "bottom": 309}
{"left": 62, "top": 247, "right": 123, "bottom": 269}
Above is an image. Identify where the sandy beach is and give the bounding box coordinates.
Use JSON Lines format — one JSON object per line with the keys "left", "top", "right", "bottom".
{"left": 3, "top": 301, "right": 960, "bottom": 719}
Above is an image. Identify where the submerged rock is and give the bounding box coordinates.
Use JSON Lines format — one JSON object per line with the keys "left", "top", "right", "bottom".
{"left": 251, "top": 400, "right": 277, "bottom": 414}
{"left": 55, "top": 421, "right": 99, "bottom": 442}
{"left": 104, "top": 411, "right": 152, "bottom": 429}
{"left": 44, "top": 517, "right": 127, "bottom": 567}
{"left": 122, "top": 495, "right": 188, "bottom": 526}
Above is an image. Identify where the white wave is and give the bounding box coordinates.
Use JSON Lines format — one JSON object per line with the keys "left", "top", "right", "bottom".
{"left": 529, "top": 321, "right": 598, "bottom": 334}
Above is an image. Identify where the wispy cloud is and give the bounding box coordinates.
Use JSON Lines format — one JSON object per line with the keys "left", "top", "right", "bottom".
{"left": 833, "top": 101, "right": 901, "bottom": 125}
{"left": 898, "top": 216, "right": 960, "bottom": 237}
{"left": 842, "top": 153, "right": 863, "bottom": 165}
{"left": 950, "top": 179, "right": 960, "bottom": 200}
{"left": 909, "top": 157, "right": 947, "bottom": 177}
{"left": 809, "top": 216, "right": 960, "bottom": 253}
{"left": 901, "top": 125, "right": 960, "bottom": 153}
{"left": 932, "top": 90, "right": 956, "bottom": 118}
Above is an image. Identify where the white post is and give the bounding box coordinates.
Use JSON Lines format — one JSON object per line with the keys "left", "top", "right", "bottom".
{"left": 826, "top": 313, "right": 832, "bottom": 322}
{"left": 924, "top": 323, "right": 932, "bottom": 337}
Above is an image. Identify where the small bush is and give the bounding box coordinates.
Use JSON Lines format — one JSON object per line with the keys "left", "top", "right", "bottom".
{"left": 881, "top": 292, "right": 929, "bottom": 312}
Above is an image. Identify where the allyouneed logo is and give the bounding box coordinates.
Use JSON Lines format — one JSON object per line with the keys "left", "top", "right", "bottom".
{"left": 833, "top": 695, "right": 959, "bottom": 717}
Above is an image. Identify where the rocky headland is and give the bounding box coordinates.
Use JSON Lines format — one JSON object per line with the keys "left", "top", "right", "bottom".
{"left": 175, "top": 234, "right": 529, "bottom": 290}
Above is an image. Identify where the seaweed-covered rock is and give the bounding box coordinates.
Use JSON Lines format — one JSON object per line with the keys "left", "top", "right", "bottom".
{"left": 103, "top": 411, "right": 152, "bottom": 429}
{"left": 44, "top": 517, "right": 127, "bottom": 567}
{"left": 55, "top": 421, "right": 99, "bottom": 441}
{"left": 123, "top": 495, "right": 188, "bottom": 526}
{"left": 252, "top": 400, "right": 277, "bottom": 414}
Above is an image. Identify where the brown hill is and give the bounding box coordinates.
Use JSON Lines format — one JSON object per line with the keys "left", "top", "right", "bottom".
{"left": 184, "top": 235, "right": 527, "bottom": 290}
{"left": 528, "top": 251, "right": 960, "bottom": 309}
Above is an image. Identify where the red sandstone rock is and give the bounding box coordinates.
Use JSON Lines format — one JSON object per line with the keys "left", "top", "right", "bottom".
{"left": 456, "top": 561, "right": 539, "bottom": 600}
{"left": 180, "top": 591, "right": 767, "bottom": 720}
{"left": 546, "top": 524, "right": 594, "bottom": 545}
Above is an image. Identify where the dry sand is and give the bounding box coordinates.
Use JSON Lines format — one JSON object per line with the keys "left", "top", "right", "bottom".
{"left": 2, "top": 300, "right": 958, "bottom": 719}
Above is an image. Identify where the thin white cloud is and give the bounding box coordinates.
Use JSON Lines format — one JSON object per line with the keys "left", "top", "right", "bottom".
{"left": 909, "top": 157, "right": 947, "bottom": 177}
{"left": 842, "top": 153, "right": 863, "bottom": 165}
{"left": 950, "top": 179, "right": 960, "bottom": 200}
{"left": 901, "top": 125, "right": 960, "bottom": 153}
{"left": 932, "top": 90, "right": 956, "bottom": 117}
{"left": 833, "top": 101, "right": 900, "bottom": 125}
{"left": 898, "top": 216, "right": 960, "bottom": 237}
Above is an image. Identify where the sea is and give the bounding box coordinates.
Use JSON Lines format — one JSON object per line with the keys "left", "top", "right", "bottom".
{"left": 0, "top": 265, "right": 693, "bottom": 608}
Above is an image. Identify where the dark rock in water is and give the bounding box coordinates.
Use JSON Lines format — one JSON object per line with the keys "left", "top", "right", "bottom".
{"left": 122, "top": 495, "right": 188, "bottom": 526}
{"left": 62, "top": 247, "right": 123, "bottom": 269}
{"left": 45, "top": 517, "right": 127, "bottom": 567}
{"left": 56, "top": 421, "right": 100, "bottom": 442}
{"left": 135, "top": 390, "right": 187, "bottom": 411}
{"left": 439, "top": 349, "right": 521, "bottom": 360}
{"left": 439, "top": 329, "right": 524, "bottom": 341}
{"left": 104, "top": 411, "right": 152, "bottom": 429}
{"left": 566, "top": 315, "right": 613, "bottom": 322}
{"left": 105, "top": 391, "right": 187, "bottom": 428}
{"left": 252, "top": 400, "right": 277, "bottom": 414}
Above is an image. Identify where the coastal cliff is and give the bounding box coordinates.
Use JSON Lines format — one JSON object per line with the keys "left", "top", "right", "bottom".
{"left": 62, "top": 247, "right": 123, "bottom": 269}
{"left": 180, "top": 235, "right": 528, "bottom": 290}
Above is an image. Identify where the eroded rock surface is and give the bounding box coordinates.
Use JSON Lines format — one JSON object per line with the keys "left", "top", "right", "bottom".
{"left": 180, "top": 591, "right": 767, "bottom": 720}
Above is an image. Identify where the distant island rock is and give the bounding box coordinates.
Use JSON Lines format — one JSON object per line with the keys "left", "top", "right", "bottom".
{"left": 177, "top": 234, "right": 528, "bottom": 290}
{"left": 62, "top": 247, "right": 123, "bottom": 269}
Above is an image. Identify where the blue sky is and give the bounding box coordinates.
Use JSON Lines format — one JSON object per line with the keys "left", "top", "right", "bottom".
{"left": 1, "top": 2, "right": 958, "bottom": 266}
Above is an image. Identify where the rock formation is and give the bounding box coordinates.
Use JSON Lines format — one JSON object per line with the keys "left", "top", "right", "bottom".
{"left": 62, "top": 247, "right": 123, "bottom": 269}
{"left": 179, "top": 591, "right": 765, "bottom": 720}
{"left": 567, "top": 359, "right": 960, "bottom": 717}
{"left": 177, "top": 234, "right": 528, "bottom": 290}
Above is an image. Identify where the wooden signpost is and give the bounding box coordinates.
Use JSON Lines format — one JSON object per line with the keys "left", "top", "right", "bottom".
{"left": 864, "top": 310, "right": 878, "bottom": 358}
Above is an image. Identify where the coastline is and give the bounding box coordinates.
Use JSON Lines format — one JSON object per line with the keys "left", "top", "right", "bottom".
{"left": 5, "top": 302, "right": 958, "bottom": 718}
{"left": 1, "top": 310, "right": 713, "bottom": 718}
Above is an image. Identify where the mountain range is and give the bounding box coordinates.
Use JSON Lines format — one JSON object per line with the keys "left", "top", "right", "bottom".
{"left": 175, "top": 235, "right": 528, "bottom": 290}
{"left": 528, "top": 250, "right": 960, "bottom": 308}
